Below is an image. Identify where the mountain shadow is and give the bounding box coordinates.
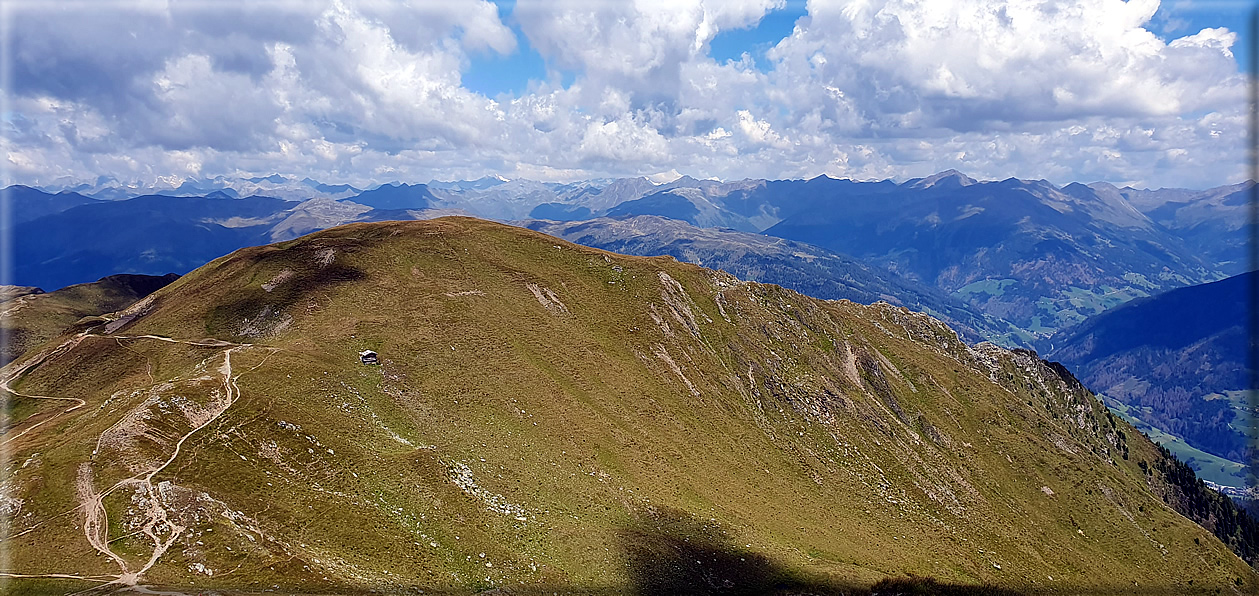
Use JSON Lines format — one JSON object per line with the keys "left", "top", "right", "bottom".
{"left": 619, "top": 507, "right": 1025, "bottom": 596}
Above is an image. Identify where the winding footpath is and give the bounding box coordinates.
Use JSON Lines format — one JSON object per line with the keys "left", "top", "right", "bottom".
{"left": 0, "top": 333, "right": 91, "bottom": 447}
{"left": 1, "top": 333, "right": 251, "bottom": 593}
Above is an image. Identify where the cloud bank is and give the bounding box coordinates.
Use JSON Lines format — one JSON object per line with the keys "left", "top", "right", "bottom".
{"left": 1, "top": 0, "right": 1248, "bottom": 189}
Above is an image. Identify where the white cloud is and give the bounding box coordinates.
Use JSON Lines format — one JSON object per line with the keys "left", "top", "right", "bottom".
{"left": 308, "top": 2, "right": 507, "bottom": 147}
{"left": 578, "top": 116, "right": 670, "bottom": 164}
{"left": 771, "top": 0, "right": 1244, "bottom": 124}
{"left": 0, "top": 0, "right": 1249, "bottom": 190}
{"left": 515, "top": 0, "right": 783, "bottom": 110}
{"left": 353, "top": 0, "right": 517, "bottom": 54}
{"left": 148, "top": 53, "right": 284, "bottom": 151}
{"left": 736, "top": 110, "right": 790, "bottom": 148}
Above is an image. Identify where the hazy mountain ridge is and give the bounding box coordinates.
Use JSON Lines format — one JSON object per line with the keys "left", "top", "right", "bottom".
{"left": 9, "top": 194, "right": 294, "bottom": 291}
{"left": 3, "top": 217, "right": 1255, "bottom": 594}
{"left": 1112, "top": 181, "right": 1254, "bottom": 275}
{"left": 48, "top": 174, "right": 363, "bottom": 202}
{"left": 4, "top": 185, "right": 102, "bottom": 226}
{"left": 758, "top": 176, "right": 1221, "bottom": 345}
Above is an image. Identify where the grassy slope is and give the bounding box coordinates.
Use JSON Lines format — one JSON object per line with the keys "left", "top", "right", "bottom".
{"left": 2, "top": 218, "right": 1255, "bottom": 595}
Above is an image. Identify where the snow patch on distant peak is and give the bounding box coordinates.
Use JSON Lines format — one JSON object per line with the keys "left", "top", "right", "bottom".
{"left": 647, "top": 169, "right": 683, "bottom": 185}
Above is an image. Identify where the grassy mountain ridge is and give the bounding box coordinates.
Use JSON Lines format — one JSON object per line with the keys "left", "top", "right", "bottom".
{"left": 2, "top": 217, "right": 1255, "bottom": 594}
{"left": 8, "top": 174, "right": 1241, "bottom": 361}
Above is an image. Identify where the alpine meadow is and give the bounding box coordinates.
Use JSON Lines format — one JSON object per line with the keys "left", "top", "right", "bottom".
{"left": 2, "top": 1, "right": 1257, "bottom": 595}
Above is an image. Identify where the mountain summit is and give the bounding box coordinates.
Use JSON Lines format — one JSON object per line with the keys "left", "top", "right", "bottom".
{"left": 907, "top": 169, "right": 977, "bottom": 189}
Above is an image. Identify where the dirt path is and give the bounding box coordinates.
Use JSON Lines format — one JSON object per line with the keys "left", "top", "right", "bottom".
{"left": 77, "top": 464, "right": 130, "bottom": 573}
{"left": 1, "top": 333, "right": 241, "bottom": 447}
{"left": 0, "top": 572, "right": 113, "bottom": 580}
{"left": 0, "top": 333, "right": 91, "bottom": 447}
{"left": 104, "top": 334, "right": 238, "bottom": 348}
{"left": 125, "top": 348, "right": 240, "bottom": 583}
{"left": 91, "top": 346, "right": 243, "bottom": 590}
{"left": 3, "top": 334, "right": 251, "bottom": 591}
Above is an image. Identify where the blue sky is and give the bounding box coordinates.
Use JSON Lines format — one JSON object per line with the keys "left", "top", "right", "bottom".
{"left": 1149, "top": 1, "right": 1254, "bottom": 71}
{"left": 462, "top": 1, "right": 551, "bottom": 97}
{"left": 707, "top": 3, "right": 807, "bottom": 66}
{"left": 2, "top": 0, "right": 1253, "bottom": 190}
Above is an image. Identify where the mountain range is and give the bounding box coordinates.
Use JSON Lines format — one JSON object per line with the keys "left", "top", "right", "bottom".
{"left": 3, "top": 217, "right": 1255, "bottom": 594}
{"left": 5, "top": 172, "right": 1252, "bottom": 494}
{"left": 49, "top": 173, "right": 364, "bottom": 202}
{"left": 1115, "top": 181, "right": 1253, "bottom": 276}
{"left": 8, "top": 170, "right": 1244, "bottom": 347}
{"left": 744, "top": 172, "right": 1221, "bottom": 344}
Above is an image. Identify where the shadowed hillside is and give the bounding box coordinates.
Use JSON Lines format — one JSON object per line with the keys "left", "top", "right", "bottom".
{"left": 1050, "top": 271, "right": 1256, "bottom": 483}
{"left": 0, "top": 273, "right": 180, "bottom": 366}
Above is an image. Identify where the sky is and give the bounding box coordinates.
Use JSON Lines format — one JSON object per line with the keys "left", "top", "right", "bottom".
{"left": 0, "top": 0, "right": 1254, "bottom": 190}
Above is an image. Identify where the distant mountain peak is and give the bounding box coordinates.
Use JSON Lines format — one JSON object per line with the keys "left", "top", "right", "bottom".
{"left": 910, "top": 169, "right": 976, "bottom": 189}
{"left": 246, "top": 174, "right": 290, "bottom": 184}
{"left": 1084, "top": 181, "right": 1120, "bottom": 192}
{"left": 426, "top": 175, "right": 511, "bottom": 191}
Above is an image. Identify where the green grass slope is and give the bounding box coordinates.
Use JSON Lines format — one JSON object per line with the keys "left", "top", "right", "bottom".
{"left": 1, "top": 217, "right": 1255, "bottom": 595}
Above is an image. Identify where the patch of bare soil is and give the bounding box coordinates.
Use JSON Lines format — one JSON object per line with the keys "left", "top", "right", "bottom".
{"left": 525, "top": 282, "right": 569, "bottom": 314}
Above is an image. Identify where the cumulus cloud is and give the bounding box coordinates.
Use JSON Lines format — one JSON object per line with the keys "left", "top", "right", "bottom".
{"left": 516, "top": 0, "right": 782, "bottom": 105}
{"left": 0, "top": 0, "right": 1249, "bottom": 189}
{"left": 736, "top": 109, "right": 790, "bottom": 148}
{"left": 770, "top": 0, "right": 1244, "bottom": 128}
